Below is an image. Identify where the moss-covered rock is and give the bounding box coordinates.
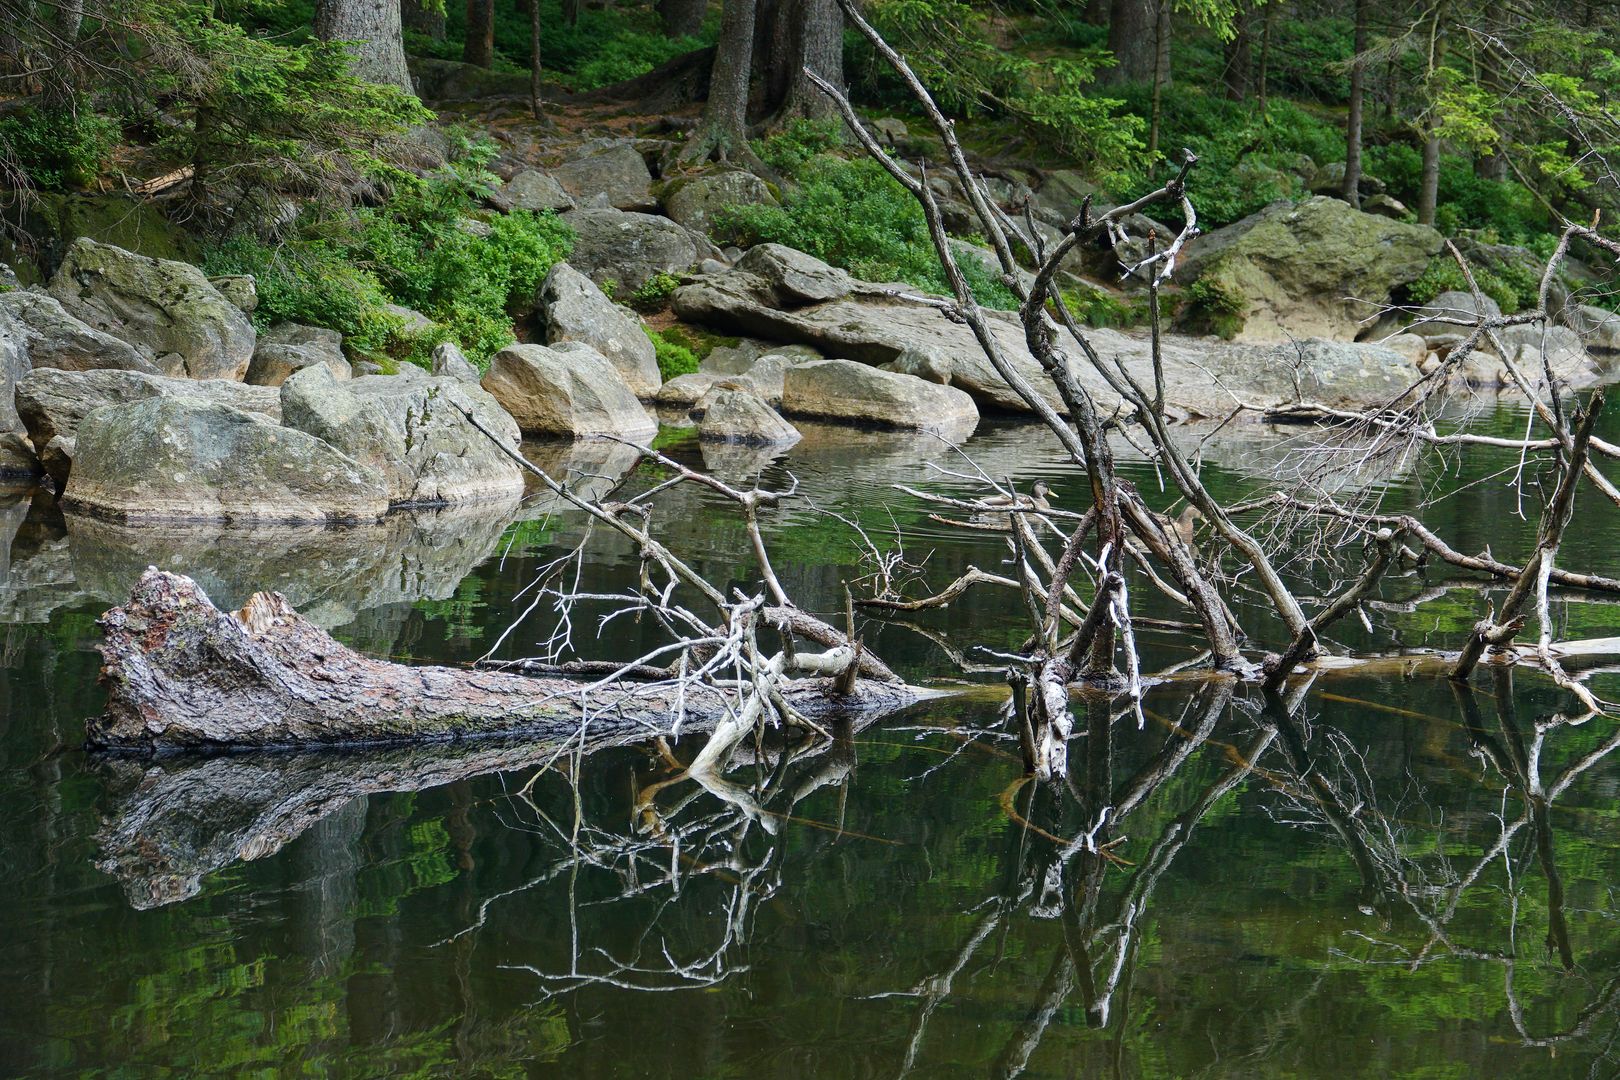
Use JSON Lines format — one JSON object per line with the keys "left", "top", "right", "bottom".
{"left": 0, "top": 194, "right": 193, "bottom": 285}
{"left": 1177, "top": 196, "right": 1443, "bottom": 341}
{"left": 48, "top": 238, "right": 257, "bottom": 379}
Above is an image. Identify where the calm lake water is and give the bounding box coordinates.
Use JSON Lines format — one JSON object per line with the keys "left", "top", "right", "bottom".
{"left": 4, "top": 408, "right": 1620, "bottom": 1078}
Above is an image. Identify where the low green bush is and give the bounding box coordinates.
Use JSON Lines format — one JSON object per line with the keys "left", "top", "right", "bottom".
{"left": 0, "top": 103, "right": 119, "bottom": 191}
{"left": 1181, "top": 276, "right": 1248, "bottom": 339}
{"left": 717, "top": 147, "right": 1019, "bottom": 310}
{"left": 204, "top": 138, "right": 571, "bottom": 366}
{"left": 645, "top": 327, "right": 699, "bottom": 380}
{"left": 628, "top": 272, "right": 681, "bottom": 312}
{"left": 1405, "top": 257, "right": 1524, "bottom": 314}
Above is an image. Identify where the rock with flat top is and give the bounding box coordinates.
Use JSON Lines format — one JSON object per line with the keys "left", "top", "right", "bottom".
{"left": 697, "top": 384, "right": 800, "bottom": 445}
{"left": 782, "top": 358, "right": 978, "bottom": 436}
{"left": 65, "top": 396, "right": 388, "bottom": 523}
{"left": 481, "top": 342, "right": 657, "bottom": 440}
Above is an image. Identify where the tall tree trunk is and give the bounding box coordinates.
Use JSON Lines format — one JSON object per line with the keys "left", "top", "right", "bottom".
{"left": 401, "top": 0, "right": 444, "bottom": 40}
{"left": 1473, "top": 37, "right": 1509, "bottom": 181}
{"left": 761, "top": 0, "right": 843, "bottom": 123}
{"left": 462, "top": 0, "right": 493, "bottom": 67}
{"left": 658, "top": 0, "right": 708, "bottom": 37}
{"left": 530, "top": 0, "right": 543, "bottom": 120}
{"left": 562, "top": 0, "right": 582, "bottom": 24}
{"left": 1342, "top": 0, "right": 1367, "bottom": 207}
{"left": 1147, "top": 0, "right": 1170, "bottom": 156}
{"left": 683, "top": 0, "right": 760, "bottom": 163}
{"left": 314, "top": 0, "right": 415, "bottom": 93}
{"left": 1102, "top": 0, "right": 1156, "bottom": 84}
{"left": 1256, "top": 0, "right": 1275, "bottom": 113}
{"left": 1223, "top": 3, "right": 1252, "bottom": 101}
{"left": 1084, "top": 0, "right": 1109, "bottom": 25}
{"left": 1417, "top": 1, "right": 1449, "bottom": 226}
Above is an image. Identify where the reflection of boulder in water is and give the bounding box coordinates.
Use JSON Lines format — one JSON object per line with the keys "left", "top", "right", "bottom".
{"left": 0, "top": 492, "right": 79, "bottom": 624}
{"left": 517, "top": 438, "right": 642, "bottom": 519}
{"left": 64, "top": 497, "right": 520, "bottom": 629}
{"left": 700, "top": 438, "right": 795, "bottom": 484}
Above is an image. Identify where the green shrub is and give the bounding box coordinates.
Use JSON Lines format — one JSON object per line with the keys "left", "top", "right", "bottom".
{"left": 1182, "top": 276, "right": 1247, "bottom": 339}
{"left": 0, "top": 103, "right": 119, "bottom": 191}
{"left": 717, "top": 151, "right": 1019, "bottom": 310}
{"left": 629, "top": 272, "right": 681, "bottom": 312}
{"left": 1405, "top": 257, "right": 1522, "bottom": 313}
{"left": 646, "top": 327, "right": 699, "bottom": 380}
{"left": 204, "top": 138, "right": 572, "bottom": 365}
{"left": 1366, "top": 144, "right": 1548, "bottom": 243}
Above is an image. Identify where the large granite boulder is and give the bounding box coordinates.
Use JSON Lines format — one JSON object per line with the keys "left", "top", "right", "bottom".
{"left": 431, "top": 341, "right": 482, "bottom": 382}
{"left": 1567, "top": 305, "right": 1620, "bottom": 354}
{"left": 0, "top": 432, "right": 38, "bottom": 479}
{"left": 245, "top": 323, "right": 352, "bottom": 387}
{"left": 696, "top": 383, "right": 801, "bottom": 446}
{"left": 481, "top": 342, "right": 658, "bottom": 440}
{"left": 1177, "top": 196, "right": 1443, "bottom": 341}
{"left": 536, "top": 263, "right": 660, "bottom": 396}
{"left": 1410, "top": 290, "right": 1501, "bottom": 341}
{"left": 670, "top": 245, "right": 1544, "bottom": 418}
{"left": 550, "top": 141, "right": 656, "bottom": 212}
{"left": 47, "top": 239, "right": 257, "bottom": 379}
{"left": 503, "top": 169, "right": 576, "bottom": 213}
{"left": 782, "top": 359, "right": 979, "bottom": 436}
{"left": 664, "top": 169, "right": 776, "bottom": 234}
{"left": 736, "top": 243, "right": 858, "bottom": 305}
{"left": 560, "top": 208, "right": 700, "bottom": 292}
{"left": 0, "top": 290, "right": 153, "bottom": 377}
{"left": 64, "top": 396, "right": 388, "bottom": 523}
{"left": 15, "top": 367, "right": 281, "bottom": 453}
{"left": 280, "top": 366, "right": 523, "bottom": 507}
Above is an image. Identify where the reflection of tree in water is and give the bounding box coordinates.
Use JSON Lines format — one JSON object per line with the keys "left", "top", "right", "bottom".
{"left": 91, "top": 672, "right": 1620, "bottom": 1074}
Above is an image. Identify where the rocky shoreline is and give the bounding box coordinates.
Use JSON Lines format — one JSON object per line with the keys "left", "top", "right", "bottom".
{"left": 3, "top": 132, "right": 1615, "bottom": 524}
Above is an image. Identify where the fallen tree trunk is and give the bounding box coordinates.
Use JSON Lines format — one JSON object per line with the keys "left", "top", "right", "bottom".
{"left": 91, "top": 570, "right": 926, "bottom": 751}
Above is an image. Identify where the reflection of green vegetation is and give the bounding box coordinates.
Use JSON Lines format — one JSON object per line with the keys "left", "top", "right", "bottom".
{"left": 412, "top": 574, "right": 487, "bottom": 645}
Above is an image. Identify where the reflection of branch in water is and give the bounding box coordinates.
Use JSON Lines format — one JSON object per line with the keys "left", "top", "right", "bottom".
{"left": 885, "top": 681, "right": 1277, "bottom": 1080}
{"left": 490, "top": 720, "right": 873, "bottom": 1000}
{"left": 1260, "top": 670, "right": 1620, "bottom": 1055}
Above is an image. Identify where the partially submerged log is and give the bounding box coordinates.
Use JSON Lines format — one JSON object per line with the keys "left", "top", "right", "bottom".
{"left": 92, "top": 569, "right": 926, "bottom": 751}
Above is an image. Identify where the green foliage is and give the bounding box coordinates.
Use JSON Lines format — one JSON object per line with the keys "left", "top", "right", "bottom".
{"left": 755, "top": 118, "right": 847, "bottom": 174}
{"left": 1405, "top": 257, "right": 1524, "bottom": 314}
{"left": 204, "top": 139, "right": 572, "bottom": 365}
{"left": 645, "top": 327, "right": 700, "bottom": 380}
{"left": 1061, "top": 286, "right": 1159, "bottom": 330}
{"left": 628, "top": 272, "right": 681, "bottom": 312}
{"left": 139, "top": 8, "right": 430, "bottom": 220}
{"left": 718, "top": 150, "right": 1018, "bottom": 310}
{"left": 658, "top": 324, "right": 738, "bottom": 362}
{"left": 857, "top": 0, "right": 1148, "bottom": 183}
{"left": 1367, "top": 145, "right": 1548, "bottom": 243}
{"left": 1181, "top": 276, "right": 1247, "bottom": 339}
{"left": 1116, "top": 88, "right": 1338, "bottom": 227}
{"left": 0, "top": 103, "right": 119, "bottom": 191}
{"left": 434, "top": 0, "right": 712, "bottom": 88}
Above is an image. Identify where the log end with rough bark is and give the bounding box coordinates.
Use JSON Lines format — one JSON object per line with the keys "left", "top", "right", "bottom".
{"left": 92, "top": 569, "right": 924, "bottom": 752}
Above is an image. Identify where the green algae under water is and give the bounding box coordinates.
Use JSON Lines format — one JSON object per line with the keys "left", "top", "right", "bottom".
{"left": 5, "top": 414, "right": 1620, "bottom": 1078}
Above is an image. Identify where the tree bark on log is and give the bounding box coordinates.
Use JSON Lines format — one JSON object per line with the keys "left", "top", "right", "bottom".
{"left": 91, "top": 570, "right": 924, "bottom": 752}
